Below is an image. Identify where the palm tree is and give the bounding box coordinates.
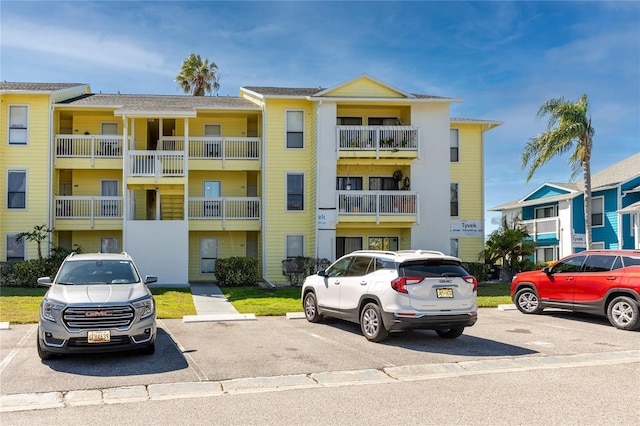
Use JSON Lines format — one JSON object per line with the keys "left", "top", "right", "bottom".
{"left": 175, "top": 53, "right": 220, "bottom": 96}
{"left": 522, "top": 94, "right": 595, "bottom": 249}
{"left": 482, "top": 216, "right": 535, "bottom": 282}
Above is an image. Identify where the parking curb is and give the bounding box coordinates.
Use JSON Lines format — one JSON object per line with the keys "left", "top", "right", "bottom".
{"left": 182, "top": 313, "right": 256, "bottom": 323}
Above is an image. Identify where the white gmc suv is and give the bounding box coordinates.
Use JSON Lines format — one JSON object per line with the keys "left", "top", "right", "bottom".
{"left": 301, "top": 250, "right": 478, "bottom": 342}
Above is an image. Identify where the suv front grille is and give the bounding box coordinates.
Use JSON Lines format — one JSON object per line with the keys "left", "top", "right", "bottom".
{"left": 63, "top": 305, "right": 134, "bottom": 330}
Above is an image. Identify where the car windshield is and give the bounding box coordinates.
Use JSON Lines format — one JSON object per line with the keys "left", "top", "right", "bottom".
{"left": 400, "top": 260, "right": 468, "bottom": 277}
{"left": 55, "top": 260, "right": 140, "bottom": 285}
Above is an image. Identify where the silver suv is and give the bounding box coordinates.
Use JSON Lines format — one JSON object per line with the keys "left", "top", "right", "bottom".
{"left": 302, "top": 250, "right": 478, "bottom": 342}
{"left": 37, "top": 252, "right": 157, "bottom": 360}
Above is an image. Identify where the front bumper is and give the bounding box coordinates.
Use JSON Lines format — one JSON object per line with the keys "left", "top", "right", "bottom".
{"left": 38, "top": 316, "right": 156, "bottom": 355}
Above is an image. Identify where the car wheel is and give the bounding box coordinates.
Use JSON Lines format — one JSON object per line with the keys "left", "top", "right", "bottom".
{"left": 515, "top": 288, "right": 543, "bottom": 314}
{"left": 607, "top": 296, "right": 640, "bottom": 331}
{"left": 37, "top": 337, "right": 54, "bottom": 360}
{"left": 303, "top": 292, "right": 323, "bottom": 323}
{"left": 436, "top": 327, "right": 464, "bottom": 338}
{"left": 360, "top": 303, "right": 389, "bottom": 342}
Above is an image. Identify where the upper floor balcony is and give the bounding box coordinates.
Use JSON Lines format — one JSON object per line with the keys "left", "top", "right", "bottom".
{"left": 337, "top": 126, "right": 419, "bottom": 160}
{"left": 522, "top": 217, "right": 560, "bottom": 240}
{"left": 337, "top": 191, "right": 419, "bottom": 224}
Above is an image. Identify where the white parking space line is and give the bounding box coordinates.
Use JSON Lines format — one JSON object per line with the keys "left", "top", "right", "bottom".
{"left": 157, "top": 319, "right": 209, "bottom": 382}
{"left": 298, "top": 329, "right": 395, "bottom": 367}
{"left": 0, "top": 325, "right": 37, "bottom": 375}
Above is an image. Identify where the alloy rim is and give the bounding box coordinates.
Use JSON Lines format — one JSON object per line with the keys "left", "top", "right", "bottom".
{"left": 611, "top": 302, "right": 633, "bottom": 325}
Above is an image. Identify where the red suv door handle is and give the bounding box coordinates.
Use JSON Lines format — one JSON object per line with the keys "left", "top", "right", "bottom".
{"left": 565, "top": 277, "right": 574, "bottom": 281}
{"left": 606, "top": 277, "right": 617, "bottom": 281}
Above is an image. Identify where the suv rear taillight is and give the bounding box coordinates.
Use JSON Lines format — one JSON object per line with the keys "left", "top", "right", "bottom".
{"left": 391, "top": 277, "right": 423, "bottom": 294}
{"left": 464, "top": 276, "right": 478, "bottom": 292}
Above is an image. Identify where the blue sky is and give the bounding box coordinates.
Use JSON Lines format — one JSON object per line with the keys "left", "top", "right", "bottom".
{"left": 2, "top": 1, "right": 639, "bottom": 235}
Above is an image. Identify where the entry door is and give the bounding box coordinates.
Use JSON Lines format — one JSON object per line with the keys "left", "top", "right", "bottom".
{"left": 204, "top": 181, "right": 221, "bottom": 217}
{"left": 201, "top": 238, "right": 219, "bottom": 274}
{"left": 101, "top": 180, "right": 119, "bottom": 217}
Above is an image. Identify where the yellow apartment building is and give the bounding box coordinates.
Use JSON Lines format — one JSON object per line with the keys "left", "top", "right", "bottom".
{"left": 1, "top": 76, "right": 501, "bottom": 284}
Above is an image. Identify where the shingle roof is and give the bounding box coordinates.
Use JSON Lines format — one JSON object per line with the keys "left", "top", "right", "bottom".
{"left": 56, "top": 93, "right": 261, "bottom": 112}
{"left": 242, "top": 86, "right": 453, "bottom": 100}
{"left": 0, "top": 82, "right": 87, "bottom": 92}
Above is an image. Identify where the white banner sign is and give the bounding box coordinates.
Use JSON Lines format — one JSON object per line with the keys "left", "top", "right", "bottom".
{"left": 317, "top": 208, "right": 337, "bottom": 230}
{"left": 572, "top": 233, "right": 586, "bottom": 248}
{"left": 450, "top": 220, "right": 484, "bottom": 237}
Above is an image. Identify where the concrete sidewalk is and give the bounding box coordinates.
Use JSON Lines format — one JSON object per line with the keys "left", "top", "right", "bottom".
{"left": 184, "top": 283, "right": 256, "bottom": 323}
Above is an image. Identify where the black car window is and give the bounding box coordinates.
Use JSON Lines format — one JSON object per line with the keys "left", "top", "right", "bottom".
{"left": 622, "top": 256, "right": 640, "bottom": 267}
{"left": 583, "top": 255, "right": 616, "bottom": 272}
{"left": 551, "top": 255, "right": 586, "bottom": 273}
{"left": 326, "top": 257, "right": 352, "bottom": 278}
{"left": 346, "top": 256, "right": 373, "bottom": 277}
{"left": 400, "top": 259, "right": 468, "bottom": 278}
{"left": 612, "top": 256, "right": 624, "bottom": 270}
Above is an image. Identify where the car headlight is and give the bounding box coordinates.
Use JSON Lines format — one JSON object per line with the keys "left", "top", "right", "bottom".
{"left": 41, "top": 298, "right": 66, "bottom": 322}
{"left": 133, "top": 297, "right": 155, "bottom": 319}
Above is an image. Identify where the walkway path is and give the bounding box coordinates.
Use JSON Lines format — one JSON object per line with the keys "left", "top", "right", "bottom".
{"left": 185, "top": 283, "right": 256, "bottom": 322}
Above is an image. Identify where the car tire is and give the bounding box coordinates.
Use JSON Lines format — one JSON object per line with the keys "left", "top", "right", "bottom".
{"left": 515, "top": 288, "right": 543, "bottom": 314}
{"left": 436, "top": 327, "right": 464, "bottom": 338}
{"left": 607, "top": 296, "right": 640, "bottom": 331}
{"left": 360, "top": 303, "right": 389, "bottom": 342}
{"left": 37, "top": 337, "right": 54, "bottom": 360}
{"left": 303, "top": 292, "right": 323, "bottom": 323}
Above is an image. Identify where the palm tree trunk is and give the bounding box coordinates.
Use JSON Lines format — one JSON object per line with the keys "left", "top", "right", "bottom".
{"left": 582, "top": 142, "right": 592, "bottom": 250}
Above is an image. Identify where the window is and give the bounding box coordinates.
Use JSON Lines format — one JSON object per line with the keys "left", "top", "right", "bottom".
{"left": 583, "top": 255, "right": 616, "bottom": 272}
{"left": 336, "top": 237, "right": 363, "bottom": 258}
{"left": 450, "top": 183, "right": 459, "bottom": 217}
{"left": 286, "top": 111, "right": 304, "bottom": 148}
{"left": 7, "top": 170, "right": 26, "bottom": 209}
{"left": 535, "top": 246, "right": 557, "bottom": 263}
{"left": 101, "top": 122, "right": 118, "bottom": 135}
{"left": 591, "top": 197, "right": 604, "bottom": 227}
{"left": 337, "top": 117, "right": 362, "bottom": 125}
{"left": 101, "top": 180, "right": 119, "bottom": 217}
{"left": 204, "top": 124, "right": 222, "bottom": 157}
{"left": 337, "top": 177, "right": 362, "bottom": 190}
{"left": 368, "top": 117, "right": 398, "bottom": 125}
{"left": 450, "top": 239, "right": 459, "bottom": 258}
{"left": 200, "top": 238, "right": 218, "bottom": 274}
{"left": 369, "top": 177, "right": 398, "bottom": 191}
{"left": 6, "top": 234, "right": 25, "bottom": 261}
{"left": 286, "top": 234, "right": 304, "bottom": 258}
{"left": 591, "top": 241, "right": 604, "bottom": 249}
{"left": 346, "top": 256, "right": 373, "bottom": 276}
{"left": 326, "top": 256, "right": 352, "bottom": 278}
{"left": 287, "top": 173, "right": 304, "bottom": 211}
{"left": 535, "top": 205, "right": 558, "bottom": 219}
{"left": 204, "top": 124, "right": 221, "bottom": 137}
{"left": 203, "top": 181, "right": 221, "bottom": 217}
{"left": 368, "top": 237, "right": 398, "bottom": 251}
{"left": 551, "top": 255, "right": 586, "bottom": 273}
{"left": 450, "top": 129, "right": 459, "bottom": 162}
{"left": 9, "top": 106, "right": 28, "bottom": 145}
{"left": 101, "top": 238, "right": 119, "bottom": 253}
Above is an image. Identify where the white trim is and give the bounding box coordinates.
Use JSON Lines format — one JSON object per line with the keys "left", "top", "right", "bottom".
{"left": 6, "top": 169, "right": 28, "bottom": 210}
{"left": 285, "top": 234, "right": 305, "bottom": 258}
{"left": 285, "top": 109, "right": 305, "bottom": 149}
{"left": 450, "top": 181, "right": 460, "bottom": 218}
{"left": 285, "top": 171, "right": 305, "bottom": 212}
{"left": 591, "top": 241, "right": 605, "bottom": 250}
{"left": 450, "top": 128, "right": 460, "bottom": 163}
{"left": 591, "top": 196, "right": 605, "bottom": 228}
{"left": 199, "top": 237, "right": 219, "bottom": 275}
{"left": 204, "top": 123, "right": 222, "bottom": 137}
{"left": 7, "top": 104, "right": 29, "bottom": 145}
{"left": 4, "top": 233, "right": 26, "bottom": 261}
{"left": 101, "top": 121, "right": 119, "bottom": 135}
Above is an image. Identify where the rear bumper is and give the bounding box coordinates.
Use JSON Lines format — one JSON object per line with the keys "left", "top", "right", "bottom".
{"left": 382, "top": 311, "right": 478, "bottom": 331}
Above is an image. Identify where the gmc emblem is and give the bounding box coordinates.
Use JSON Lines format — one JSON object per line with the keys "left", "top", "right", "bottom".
{"left": 85, "top": 311, "right": 112, "bottom": 317}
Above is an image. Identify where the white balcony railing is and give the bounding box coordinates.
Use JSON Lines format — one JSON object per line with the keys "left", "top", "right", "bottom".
{"left": 158, "top": 137, "right": 261, "bottom": 160}
{"left": 188, "top": 197, "right": 260, "bottom": 221}
{"left": 55, "top": 135, "right": 132, "bottom": 164}
{"left": 54, "top": 196, "right": 123, "bottom": 224}
{"left": 337, "top": 126, "right": 418, "bottom": 157}
{"left": 522, "top": 217, "right": 560, "bottom": 239}
{"left": 128, "top": 150, "right": 184, "bottom": 177}
{"left": 337, "top": 191, "right": 418, "bottom": 223}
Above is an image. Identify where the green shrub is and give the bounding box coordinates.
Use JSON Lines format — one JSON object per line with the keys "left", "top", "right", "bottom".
{"left": 215, "top": 257, "right": 260, "bottom": 287}
{"left": 282, "top": 257, "right": 330, "bottom": 286}
{"left": 0, "top": 262, "right": 18, "bottom": 286}
{"left": 12, "top": 260, "right": 48, "bottom": 288}
{"left": 463, "top": 262, "right": 489, "bottom": 282}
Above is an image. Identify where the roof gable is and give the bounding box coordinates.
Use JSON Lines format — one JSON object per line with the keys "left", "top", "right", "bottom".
{"left": 523, "top": 183, "right": 575, "bottom": 202}
{"left": 316, "top": 74, "right": 413, "bottom": 99}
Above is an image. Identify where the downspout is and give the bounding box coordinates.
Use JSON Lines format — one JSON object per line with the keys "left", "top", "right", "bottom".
{"left": 260, "top": 104, "right": 274, "bottom": 287}
{"left": 122, "top": 114, "right": 128, "bottom": 251}
{"left": 47, "top": 99, "right": 54, "bottom": 257}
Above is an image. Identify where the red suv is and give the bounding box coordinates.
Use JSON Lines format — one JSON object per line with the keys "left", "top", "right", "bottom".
{"left": 511, "top": 250, "right": 640, "bottom": 330}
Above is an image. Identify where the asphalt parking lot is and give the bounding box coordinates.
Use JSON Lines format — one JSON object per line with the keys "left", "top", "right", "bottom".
{"left": 1, "top": 308, "right": 639, "bottom": 402}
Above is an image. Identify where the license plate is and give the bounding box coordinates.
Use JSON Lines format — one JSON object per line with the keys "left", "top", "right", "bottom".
{"left": 436, "top": 288, "right": 454, "bottom": 298}
{"left": 87, "top": 330, "right": 110, "bottom": 343}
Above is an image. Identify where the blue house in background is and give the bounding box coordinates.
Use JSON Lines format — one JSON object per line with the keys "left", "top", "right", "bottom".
{"left": 490, "top": 153, "right": 640, "bottom": 263}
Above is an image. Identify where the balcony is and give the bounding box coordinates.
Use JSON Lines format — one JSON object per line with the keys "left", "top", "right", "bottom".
{"left": 128, "top": 150, "right": 184, "bottom": 178}
{"left": 337, "top": 191, "right": 418, "bottom": 224}
{"left": 522, "top": 217, "right": 559, "bottom": 240}
{"left": 188, "top": 197, "right": 261, "bottom": 231}
{"left": 54, "top": 196, "right": 123, "bottom": 229}
{"left": 159, "top": 136, "right": 261, "bottom": 169}
{"left": 337, "top": 126, "right": 419, "bottom": 159}
{"left": 55, "top": 135, "right": 132, "bottom": 167}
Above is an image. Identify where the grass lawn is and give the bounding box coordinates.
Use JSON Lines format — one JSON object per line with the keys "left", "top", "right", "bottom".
{"left": 0, "top": 283, "right": 512, "bottom": 323}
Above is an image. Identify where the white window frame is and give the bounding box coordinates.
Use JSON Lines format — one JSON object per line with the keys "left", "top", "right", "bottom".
{"left": 591, "top": 196, "right": 604, "bottom": 228}
{"left": 101, "top": 122, "right": 119, "bottom": 135}
{"left": 535, "top": 245, "right": 558, "bottom": 263}
{"left": 450, "top": 128, "right": 459, "bottom": 163}
{"left": 204, "top": 124, "right": 222, "bottom": 136}
{"left": 286, "top": 172, "right": 305, "bottom": 211}
{"left": 368, "top": 236, "right": 399, "bottom": 251}
{"left": 286, "top": 110, "right": 304, "bottom": 149}
{"left": 7, "top": 169, "right": 27, "bottom": 210}
{"left": 591, "top": 241, "right": 605, "bottom": 250}
{"left": 200, "top": 237, "right": 219, "bottom": 274}
{"left": 535, "top": 205, "right": 558, "bottom": 219}
{"left": 285, "top": 234, "right": 305, "bottom": 258}
{"left": 8, "top": 105, "right": 28, "bottom": 145}
{"left": 100, "top": 237, "right": 119, "bottom": 253}
{"left": 450, "top": 182, "right": 459, "bottom": 217}
{"left": 5, "top": 233, "right": 25, "bottom": 261}
{"left": 450, "top": 238, "right": 459, "bottom": 258}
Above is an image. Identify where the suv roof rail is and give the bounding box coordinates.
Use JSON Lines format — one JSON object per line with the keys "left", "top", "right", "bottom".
{"left": 351, "top": 250, "right": 398, "bottom": 257}
{"left": 396, "top": 249, "right": 446, "bottom": 256}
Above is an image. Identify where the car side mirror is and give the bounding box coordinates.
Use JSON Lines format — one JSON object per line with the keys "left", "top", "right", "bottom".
{"left": 144, "top": 275, "right": 158, "bottom": 284}
{"left": 318, "top": 269, "right": 328, "bottom": 277}
{"left": 37, "top": 277, "right": 52, "bottom": 287}
{"left": 543, "top": 267, "right": 552, "bottom": 275}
